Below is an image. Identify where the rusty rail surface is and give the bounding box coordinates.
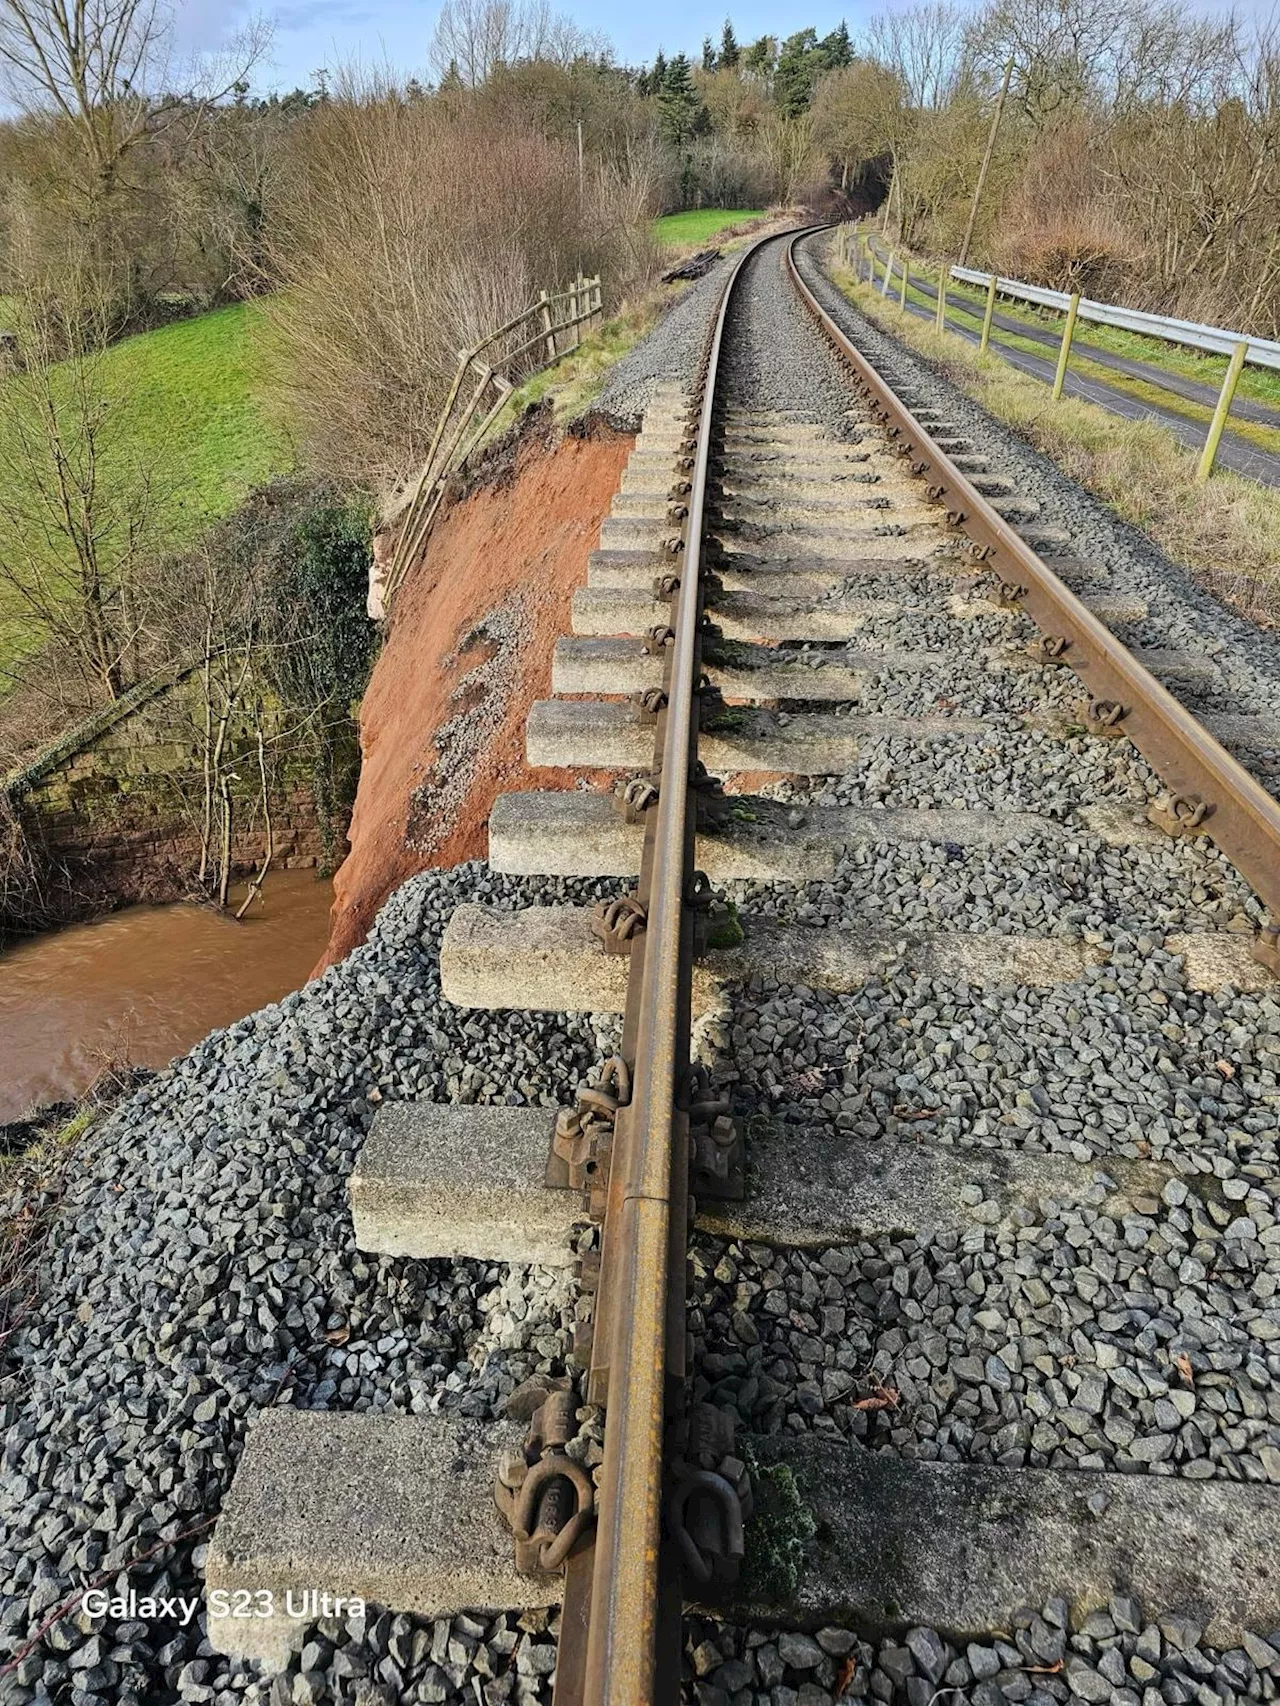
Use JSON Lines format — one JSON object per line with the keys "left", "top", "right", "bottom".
{"left": 560, "top": 226, "right": 782, "bottom": 1706}
{"left": 497, "top": 225, "right": 1280, "bottom": 1706}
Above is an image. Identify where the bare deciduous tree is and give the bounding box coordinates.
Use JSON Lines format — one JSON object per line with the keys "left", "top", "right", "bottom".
{"left": 0, "top": 0, "right": 269, "bottom": 205}
{"left": 0, "top": 267, "right": 162, "bottom": 702}
{"left": 429, "top": 0, "right": 604, "bottom": 88}
{"left": 811, "top": 58, "right": 908, "bottom": 189}
{"left": 266, "top": 72, "right": 652, "bottom": 507}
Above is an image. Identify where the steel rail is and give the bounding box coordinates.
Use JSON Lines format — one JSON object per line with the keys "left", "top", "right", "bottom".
{"left": 785, "top": 232, "right": 1280, "bottom": 920}
{"left": 576, "top": 230, "right": 780, "bottom": 1706}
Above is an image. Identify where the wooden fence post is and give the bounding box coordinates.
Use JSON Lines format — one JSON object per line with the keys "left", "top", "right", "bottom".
{"left": 1197, "top": 340, "right": 1248, "bottom": 482}
{"left": 899, "top": 254, "right": 909, "bottom": 311}
{"left": 979, "top": 273, "right": 998, "bottom": 355}
{"left": 935, "top": 262, "right": 948, "bottom": 334}
{"left": 1052, "top": 292, "right": 1081, "bottom": 401}
{"left": 882, "top": 251, "right": 894, "bottom": 297}
{"left": 539, "top": 290, "right": 555, "bottom": 363}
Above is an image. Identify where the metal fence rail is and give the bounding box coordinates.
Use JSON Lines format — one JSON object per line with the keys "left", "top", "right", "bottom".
{"left": 949, "top": 265, "right": 1280, "bottom": 372}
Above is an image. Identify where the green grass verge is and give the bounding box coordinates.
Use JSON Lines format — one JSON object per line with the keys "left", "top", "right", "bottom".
{"left": 102, "top": 304, "right": 294, "bottom": 541}
{"left": 832, "top": 255, "right": 1280, "bottom": 630}
{"left": 491, "top": 293, "right": 671, "bottom": 432}
{"left": 0, "top": 303, "right": 294, "bottom": 678}
{"left": 655, "top": 209, "right": 764, "bottom": 249}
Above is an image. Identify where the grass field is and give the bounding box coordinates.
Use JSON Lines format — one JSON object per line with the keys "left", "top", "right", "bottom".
{"left": 80, "top": 303, "right": 291, "bottom": 544}
{"left": 655, "top": 209, "right": 765, "bottom": 249}
{"left": 0, "top": 302, "right": 293, "bottom": 678}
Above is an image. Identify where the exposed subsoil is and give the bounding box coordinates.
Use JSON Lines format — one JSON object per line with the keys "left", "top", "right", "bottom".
{"left": 319, "top": 419, "right": 632, "bottom": 968}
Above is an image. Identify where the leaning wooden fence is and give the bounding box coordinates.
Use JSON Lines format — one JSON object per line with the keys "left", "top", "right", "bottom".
{"left": 379, "top": 273, "right": 603, "bottom": 613}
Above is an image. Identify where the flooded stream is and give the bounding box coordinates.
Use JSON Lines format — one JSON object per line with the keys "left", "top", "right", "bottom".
{"left": 0, "top": 870, "right": 334, "bottom": 1124}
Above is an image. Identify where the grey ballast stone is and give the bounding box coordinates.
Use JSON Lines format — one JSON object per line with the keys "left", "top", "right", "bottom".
{"left": 205, "top": 1412, "right": 551, "bottom": 1668}
{"left": 749, "top": 1440, "right": 1280, "bottom": 1649}
{"left": 349, "top": 1102, "right": 577, "bottom": 1266}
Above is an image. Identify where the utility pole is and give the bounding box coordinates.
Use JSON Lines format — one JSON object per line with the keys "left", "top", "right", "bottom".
{"left": 958, "top": 54, "right": 1014, "bottom": 268}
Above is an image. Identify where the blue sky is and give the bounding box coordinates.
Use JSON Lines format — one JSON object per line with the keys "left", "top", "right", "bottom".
{"left": 178, "top": 0, "right": 871, "bottom": 95}
{"left": 181, "top": 0, "right": 1275, "bottom": 96}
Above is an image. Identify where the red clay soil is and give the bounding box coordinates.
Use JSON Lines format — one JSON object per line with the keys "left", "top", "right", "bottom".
{"left": 318, "top": 424, "right": 633, "bottom": 968}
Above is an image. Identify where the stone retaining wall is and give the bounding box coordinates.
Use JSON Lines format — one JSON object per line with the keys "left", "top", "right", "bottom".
{"left": 5, "top": 659, "right": 355, "bottom": 929}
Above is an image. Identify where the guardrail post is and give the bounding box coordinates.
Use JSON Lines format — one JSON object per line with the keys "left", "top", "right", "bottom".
{"left": 935, "top": 262, "right": 948, "bottom": 334}
{"left": 1197, "top": 339, "right": 1248, "bottom": 482}
{"left": 979, "top": 273, "right": 997, "bottom": 355}
{"left": 882, "top": 251, "right": 894, "bottom": 297}
{"left": 1052, "top": 291, "right": 1081, "bottom": 401}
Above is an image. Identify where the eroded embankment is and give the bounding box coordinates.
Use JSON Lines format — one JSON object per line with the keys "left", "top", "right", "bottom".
{"left": 320, "top": 419, "right": 633, "bottom": 967}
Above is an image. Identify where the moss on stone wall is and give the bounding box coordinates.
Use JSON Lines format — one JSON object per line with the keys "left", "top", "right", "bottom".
{"left": 3, "top": 655, "right": 359, "bottom": 938}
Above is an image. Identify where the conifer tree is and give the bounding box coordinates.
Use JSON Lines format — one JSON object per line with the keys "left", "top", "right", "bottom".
{"left": 775, "top": 27, "right": 819, "bottom": 116}
{"left": 658, "top": 53, "right": 701, "bottom": 146}
{"left": 820, "top": 21, "right": 854, "bottom": 68}
{"left": 720, "top": 18, "right": 740, "bottom": 68}
{"left": 702, "top": 35, "right": 717, "bottom": 71}
{"left": 742, "top": 35, "right": 776, "bottom": 79}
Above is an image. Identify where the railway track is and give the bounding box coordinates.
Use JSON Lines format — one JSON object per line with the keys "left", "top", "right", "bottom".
{"left": 207, "top": 228, "right": 1280, "bottom": 1703}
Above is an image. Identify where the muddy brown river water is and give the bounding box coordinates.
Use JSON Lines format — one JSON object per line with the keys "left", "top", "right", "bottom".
{"left": 0, "top": 870, "right": 334, "bottom": 1124}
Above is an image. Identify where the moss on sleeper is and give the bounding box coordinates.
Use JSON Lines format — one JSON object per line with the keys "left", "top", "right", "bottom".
{"left": 705, "top": 899, "right": 744, "bottom": 951}
{"left": 740, "top": 1452, "right": 818, "bottom": 1605}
